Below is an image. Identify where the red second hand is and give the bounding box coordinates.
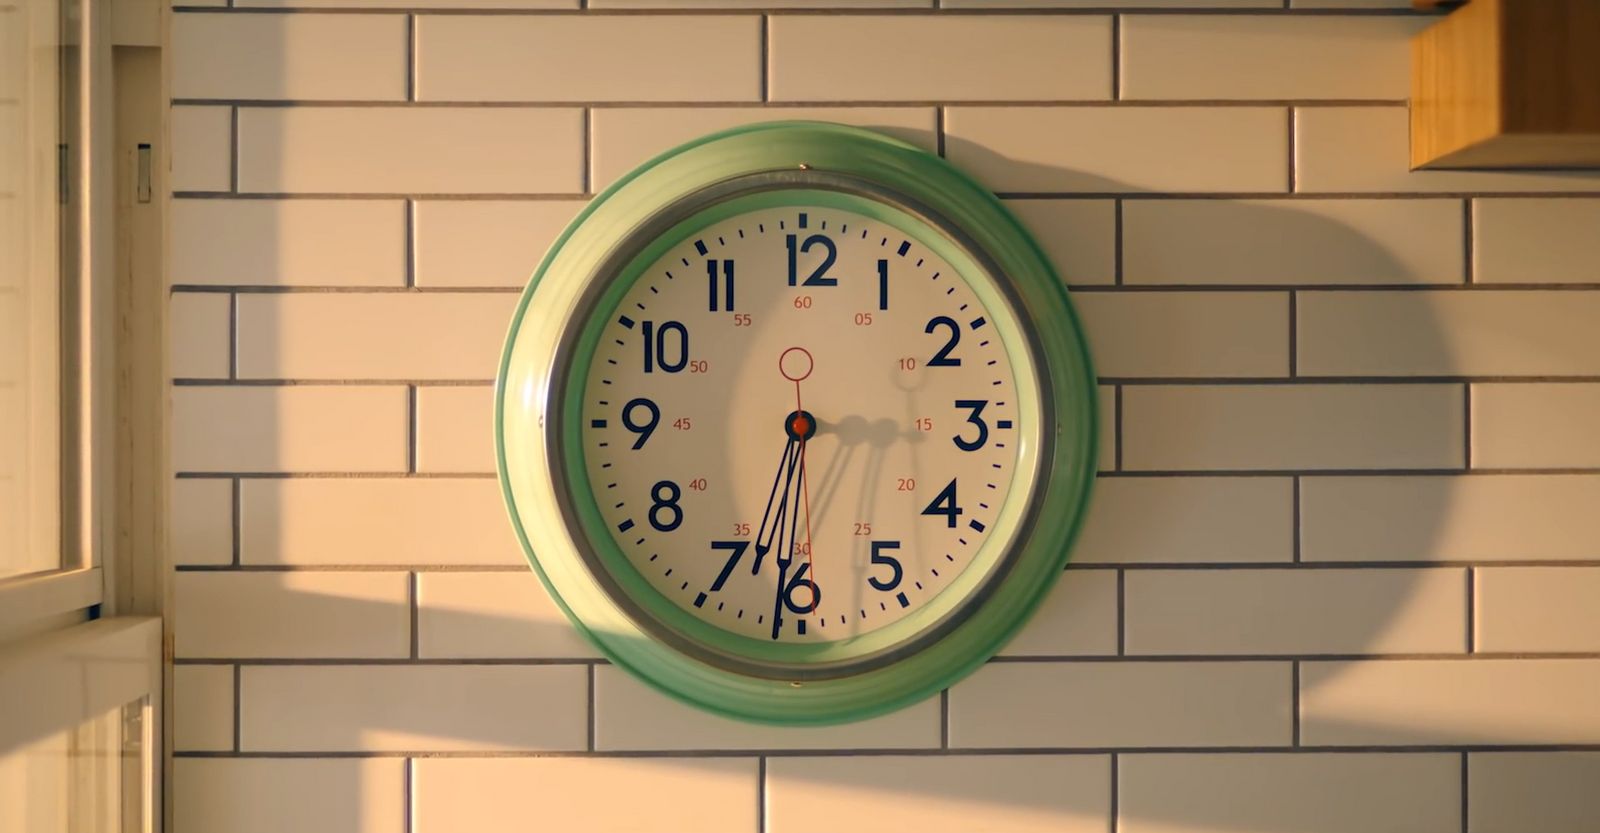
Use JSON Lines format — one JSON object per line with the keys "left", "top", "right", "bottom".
{"left": 793, "top": 379, "right": 818, "bottom": 615}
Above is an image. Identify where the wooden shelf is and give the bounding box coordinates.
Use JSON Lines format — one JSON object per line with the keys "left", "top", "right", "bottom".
{"left": 1411, "top": 0, "right": 1600, "bottom": 169}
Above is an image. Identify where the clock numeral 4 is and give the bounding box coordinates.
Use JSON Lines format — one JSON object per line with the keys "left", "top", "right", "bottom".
{"left": 922, "top": 478, "right": 964, "bottom": 528}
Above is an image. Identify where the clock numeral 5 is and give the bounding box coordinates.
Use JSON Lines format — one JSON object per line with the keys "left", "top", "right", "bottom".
{"left": 868, "top": 540, "right": 903, "bottom": 592}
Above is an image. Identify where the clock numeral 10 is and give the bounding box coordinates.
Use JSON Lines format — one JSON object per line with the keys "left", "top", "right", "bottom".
{"left": 641, "top": 320, "right": 689, "bottom": 373}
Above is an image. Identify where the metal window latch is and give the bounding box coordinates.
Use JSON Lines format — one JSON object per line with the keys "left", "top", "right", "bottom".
{"left": 136, "top": 143, "right": 152, "bottom": 203}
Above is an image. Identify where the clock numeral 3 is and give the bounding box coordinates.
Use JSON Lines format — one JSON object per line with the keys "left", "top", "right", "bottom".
{"left": 953, "top": 399, "right": 989, "bottom": 452}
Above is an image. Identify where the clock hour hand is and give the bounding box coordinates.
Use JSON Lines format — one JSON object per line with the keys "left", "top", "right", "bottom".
{"left": 770, "top": 435, "right": 808, "bottom": 640}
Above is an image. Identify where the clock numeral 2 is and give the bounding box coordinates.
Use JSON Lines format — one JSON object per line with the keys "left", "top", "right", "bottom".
{"left": 706, "top": 259, "right": 734, "bottom": 312}
{"left": 926, "top": 316, "right": 961, "bottom": 367}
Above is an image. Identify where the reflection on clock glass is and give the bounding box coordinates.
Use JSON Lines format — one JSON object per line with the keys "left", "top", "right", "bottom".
{"left": 580, "top": 203, "right": 1036, "bottom": 644}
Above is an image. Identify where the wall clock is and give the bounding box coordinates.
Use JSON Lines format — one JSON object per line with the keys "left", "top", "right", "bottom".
{"left": 496, "top": 122, "right": 1096, "bottom": 725}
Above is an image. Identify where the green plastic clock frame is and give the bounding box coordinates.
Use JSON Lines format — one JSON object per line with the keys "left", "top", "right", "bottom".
{"left": 496, "top": 122, "right": 1097, "bottom": 725}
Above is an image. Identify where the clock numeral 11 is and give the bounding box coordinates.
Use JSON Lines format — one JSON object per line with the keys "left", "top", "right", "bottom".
{"left": 706, "top": 259, "right": 734, "bottom": 312}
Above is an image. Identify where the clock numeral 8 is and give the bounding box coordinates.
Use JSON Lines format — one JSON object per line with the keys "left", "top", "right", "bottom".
{"left": 649, "top": 480, "right": 683, "bottom": 532}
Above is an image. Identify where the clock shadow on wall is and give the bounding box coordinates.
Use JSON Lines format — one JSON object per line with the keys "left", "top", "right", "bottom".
{"left": 213, "top": 113, "right": 1507, "bottom": 830}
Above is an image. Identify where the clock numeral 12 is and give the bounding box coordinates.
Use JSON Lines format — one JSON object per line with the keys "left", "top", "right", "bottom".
{"left": 787, "top": 234, "right": 839, "bottom": 287}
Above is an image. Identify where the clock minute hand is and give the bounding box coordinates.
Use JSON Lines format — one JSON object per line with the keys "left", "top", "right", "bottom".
{"left": 752, "top": 437, "right": 799, "bottom": 574}
{"left": 770, "top": 433, "right": 808, "bottom": 641}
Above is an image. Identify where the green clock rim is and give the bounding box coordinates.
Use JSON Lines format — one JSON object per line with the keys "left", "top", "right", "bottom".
{"left": 495, "top": 121, "right": 1098, "bottom": 725}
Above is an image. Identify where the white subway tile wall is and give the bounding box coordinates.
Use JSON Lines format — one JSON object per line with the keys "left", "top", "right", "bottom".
{"left": 168, "top": 4, "right": 1600, "bottom": 832}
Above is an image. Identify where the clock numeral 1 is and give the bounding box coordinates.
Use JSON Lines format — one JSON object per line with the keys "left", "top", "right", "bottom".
{"left": 877, "top": 258, "right": 889, "bottom": 311}
{"left": 706, "top": 259, "right": 735, "bottom": 312}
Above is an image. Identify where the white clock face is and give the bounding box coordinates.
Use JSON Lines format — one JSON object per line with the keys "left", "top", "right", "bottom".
{"left": 579, "top": 203, "right": 1037, "bottom": 644}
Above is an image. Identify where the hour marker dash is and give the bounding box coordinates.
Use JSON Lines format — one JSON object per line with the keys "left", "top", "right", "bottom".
{"left": 959, "top": 304, "right": 969, "bottom": 311}
{"left": 737, "top": 229, "right": 744, "bottom": 238}
{"left": 821, "top": 220, "right": 827, "bottom": 230}
{"left": 681, "top": 581, "right": 688, "bottom": 590}
{"left": 613, "top": 502, "right": 624, "bottom": 509}
{"left": 665, "top": 568, "right": 673, "bottom": 577}
{"left": 618, "top": 316, "right": 635, "bottom": 329}
{"left": 598, "top": 442, "right": 609, "bottom": 448}
{"left": 841, "top": 224, "right": 848, "bottom": 233}
{"left": 945, "top": 553, "right": 955, "bottom": 561}
{"left": 665, "top": 271, "right": 674, "bottom": 280}
{"left": 895, "top": 592, "right": 910, "bottom": 608}
{"left": 617, "top": 519, "right": 634, "bottom": 532}
{"left": 680, "top": 257, "right": 689, "bottom": 266}
{"left": 916, "top": 259, "right": 924, "bottom": 267}
{"left": 694, "top": 240, "right": 708, "bottom": 256}
{"left": 614, "top": 339, "right": 625, "bottom": 347}
{"left": 591, "top": 419, "right": 608, "bottom": 428}
{"left": 798, "top": 212, "right": 808, "bottom": 228}
{"left": 896, "top": 241, "right": 911, "bottom": 256}
{"left": 979, "top": 340, "right": 991, "bottom": 347}
{"left": 970, "top": 316, "right": 988, "bottom": 330}
{"left": 717, "top": 236, "right": 724, "bottom": 246}
{"left": 780, "top": 220, "right": 786, "bottom": 230}
{"left": 797, "top": 619, "right": 807, "bottom": 635}
{"left": 607, "top": 483, "right": 617, "bottom": 489}
{"left": 606, "top": 359, "right": 618, "bottom": 366}
{"left": 649, "top": 287, "right": 659, "bottom": 294}
{"left": 693, "top": 592, "right": 708, "bottom": 608}
{"left": 880, "top": 237, "right": 888, "bottom": 246}
{"left": 931, "top": 272, "right": 940, "bottom": 280}
{"left": 914, "top": 582, "right": 923, "bottom": 590}
{"left": 969, "top": 519, "right": 987, "bottom": 532}
{"left": 946, "top": 287, "right": 955, "bottom": 295}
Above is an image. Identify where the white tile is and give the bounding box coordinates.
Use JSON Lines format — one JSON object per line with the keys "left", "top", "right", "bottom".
{"left": 171, "top": 477, "right": 234, "bottom": 565}
{"left": 998, "top": 568, "right": 1118, "bottom": 656}
{"left": 1469, "top": 752, "right": 1600, "bottom": 833}
{"left": 170, "top": 291, "right": 230, "bottom": 379}
{"left": 1123, "top": 199, "right": 1464, "bottom": 285}
{"left": 1002, "top": 199, "right": 1116, "bottom": 286}
{"left": 413, "top": 200, "right": 580, "bottom": 288}
{"left": 237, "top": 107, "right": 584, "bottom": 194}
{"left": 416, "top": 571, "right": 598, "bottom": 659}
{"left": 172, "top": 385, "right": 407, "bottom": 473}
{"left": 1473, "top": 384, "right": 1600, "bottom": 469}
{"left": 414, "top": 386, "right": 495, "bottom": 473}
{"left": 589, "top": 107, "right": 938, "bottom": 190}
{"left": 174, "top": 571, "right": 410, "bottom": 658}
{"left": 173, "top": 13, "right": 407, "bottom": 101}
{"left": 767, "top": 755, "right": 1110, "bottom": 833}
{"left": 241, "top": 664, "right": 588, "bottom": 752}
{"left": 240, "top": 478, "right": 524, "bottom": 566}
{"left": 1473, "top": 199, "right": 1600, "bottom": 284}
{"left": 1124, "top": 568, "right": 1467, "bottom": 655}
{"left": 1300, "top": 659, "right": 1600, "bottom": 746}
{"left": 593, "top": 666, "right": 940, "bottom": 750}
{"left": 172, "top": 199, "right": 407, "bottom": 287}
{"left": 174, "top": 759, "right": 403, "bottom": 833}
{"left": 171, "top": 105, "right": 232, "bottom": 192}
{"left": 946, "top": 106, "right": 1288, "bottom": 193}
{"left": 1475, "top": 567, "right": 1600, "bottom": 653}
{"left": 173, "top": 665, "right": 234, "bottom": 752}
{"left": 770, "top": 15, "right": 1111, "bottom": 101}
{"left": 949, "top": 661, "right": 1291, "bottom": 748}
{"left": 235, "top": 293, "right": 518, "bottom": 380}
{"left": 415, "top": 15, "right": 759, "bottom": 102}
{"left": 413, "top": 757, "right": 756, "bottom": 833}
{"left": 1076, "top": 291, "right": 1289, "bottom": 377}
{"left": 1121, "top": 15, "right": 1421, "bottom": 100}
{"left": 1302, "top": 475, "right": 1600, "bottom": 563}
{"left": 1073, "top": 476, "right": 1294, "bottom": 564}
{"left": 1121, "top": 753, "right": 1460, "bottom": 833}
{"left": 1121, "top": 384, "right": 1464, "bottom": 471}
{"left": 1295, "top": 108, "right": 1600, "bottom": 194}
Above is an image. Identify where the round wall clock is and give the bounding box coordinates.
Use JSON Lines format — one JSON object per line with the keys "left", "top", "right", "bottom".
{"left": 496, "top": 122, "right": 1097, "bottom": 725}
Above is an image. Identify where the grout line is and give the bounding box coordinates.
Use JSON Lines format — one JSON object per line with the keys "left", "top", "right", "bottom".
{"left": 407, "top": 385, "right": 418, "bottom": 474}
{"left": 168, "top": 190, "right": 1600, "bottom": 202}
{"left": 229, "top": 106, "right": 239, "bottom": 193}
{"left": 935, "top": 106, "right": 946, "bottom": 158}
{"left": 403, "top": 758, "right": 414, "bottom": 833}
{"left": 1291, "top": 660, "right": 1301, "bottom": 746}
{"left": 756, "top": 756, "right": 767, "bottom": 833}
{"left": 232, "top": 664, "right": 243, "bottom": 752}
{"left": 1466, "top": 567, "right": 1476, "bottom": 654}
{"left": 1287, "top": 107, "right": 1298, "bottom": 193}
{"left": 406, "top": 14, "right": 416, "bottom": 102}
{"left": 166, "top": 7, "right": 1448, "bottom": 17}
{"left": 231, "top": 476, "right": 242, "bottom": 566}
{"left": 1113, "top": 200, "right": 1124, "bottom": 285}
{"left": 176, "top": 466, "right": 1600, "bottom": 480}
{"left": 404, "top": 200, "right": 416, "bottom": 289}
{"left": 1291, "top": 476, "right": 1301, "bottom": 564}
{"left": 175, "top": 560, "right": 1600, "bottom": 574}
{"left": 171, "top": 96, "right": 1417, "bottom": 110}
{"left": 1110, "top": 752, "right": 1120, "bottom": 833}
{"left": 582, "top": 108, "right": 593, "bottom": 196}
{"left": 940, "top": 690, "right": 950, "bottom": 749}
{"left": 1113, "top": 386, "right": 1123, "bottom": 471}
{"left": 1287, "top": 290, "right": 1297, "bottom": 377}
{"left": 1116, "top": 569, "right": 1126, "bottom": 655}
{"left": 1463, "top": 384, "right": 1472, "bottom": 470}
{"left": 1463, "top": 198, "right": 1475, "bottom": 284}
{"left": 587, "top": 663, "right": 597, "bottom": 752}
{"left": 409, "top": 571, "right": 420, "bottom": 659}
{"left": 760, "top": 15, "right": 770, "bottom": 103}
{"left": 228, "top": 293, "right": 239, "bottom": 380}
{"left": 1110, "top": 15, "right": 1121, "bottom": 101}
{"left": 1460, "top": 752, "right": 1470, "bottom": 833}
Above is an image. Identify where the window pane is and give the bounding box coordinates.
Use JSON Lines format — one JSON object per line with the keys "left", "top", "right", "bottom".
{"left": 0, "top": 699, "right": 150, "bottom": 833}
{"left": 0, "top": 0, "right": 65, "bottom": 580}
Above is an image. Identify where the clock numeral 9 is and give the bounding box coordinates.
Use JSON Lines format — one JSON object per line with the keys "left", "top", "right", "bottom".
{"left": 641, "top": 320, "right": 689, "bottom": 374}
{"left": 621, "top": 398, "right": 659, "bottom": 450}
{"left": 786, "top": 234, "right": 838, "bottom": 287}
{"left": 868, "top": 540, "right": 903, "bottom": 592}
{"left": 649, "top": 480, "right": 683, "bottom": 532}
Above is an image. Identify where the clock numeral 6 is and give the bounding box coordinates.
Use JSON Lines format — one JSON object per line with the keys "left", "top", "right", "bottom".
{"left": 649, "top": 480, "right": 683, "bottom": 532}
{"left": 783, "top": 562, "right": 822, "bottom": 615}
